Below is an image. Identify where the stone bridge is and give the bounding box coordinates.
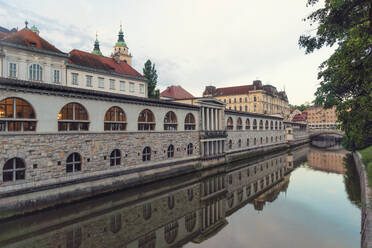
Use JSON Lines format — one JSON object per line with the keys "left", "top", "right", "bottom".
{"left": 309, "top": 129, "right": 344, "bottom": 138}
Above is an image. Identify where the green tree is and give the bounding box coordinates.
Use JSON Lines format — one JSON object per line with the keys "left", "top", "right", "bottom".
{"left": 143, "top": 60, "right": 160, "bottom": 99}
{"left": 299, "top": 0, "right": 372, "bottom": 150}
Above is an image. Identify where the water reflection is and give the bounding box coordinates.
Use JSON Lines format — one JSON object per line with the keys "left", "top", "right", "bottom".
{"left": 0, "top": 143, "right": 361, "bottom": 248}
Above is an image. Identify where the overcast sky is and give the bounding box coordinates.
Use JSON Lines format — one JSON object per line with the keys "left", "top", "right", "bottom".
{"left": 0, "top": 0, "right": 334, "bottom": 105}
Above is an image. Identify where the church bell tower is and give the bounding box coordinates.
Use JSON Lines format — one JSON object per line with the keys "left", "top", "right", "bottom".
{"left": 112, "top": 24, "right": 132, "bottom": 65}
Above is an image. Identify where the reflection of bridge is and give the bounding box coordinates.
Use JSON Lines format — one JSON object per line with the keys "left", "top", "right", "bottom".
{"left": 309, "top": 129, "right": 344, "bottom": 138}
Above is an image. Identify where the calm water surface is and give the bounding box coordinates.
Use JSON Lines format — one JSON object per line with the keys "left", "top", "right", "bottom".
{"left": 0, "top": 143, "right": 361, "bottom": 248}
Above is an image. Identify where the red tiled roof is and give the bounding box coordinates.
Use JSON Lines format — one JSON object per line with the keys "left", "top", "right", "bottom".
{"left": 68, "top": 49, "right": 144, "bottom": 78}
{"left": 1, "top": 29, "right": 65, "bottom": 54}
{"left": 160, "top": 85, "right": 194, "bottom": 99}
{"left": 214, "top": 85, "right": 254, "bottom": 96}
{"left": 292, "top": 114, "right": 307, "bottom": 121}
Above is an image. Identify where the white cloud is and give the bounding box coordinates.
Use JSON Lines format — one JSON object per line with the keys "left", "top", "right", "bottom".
{"left": 0, "top": 0, "right": 331, "bottom": 104}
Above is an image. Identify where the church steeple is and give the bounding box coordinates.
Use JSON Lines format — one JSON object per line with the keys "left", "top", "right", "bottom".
{"left": 112, "top": 24, "right": 132, "bottom": 65}
{"left": 116, "top": 24, "right": 127, "bottom": 47}
{"left": 92, "top": 33, "right": 103, "bottom": 56}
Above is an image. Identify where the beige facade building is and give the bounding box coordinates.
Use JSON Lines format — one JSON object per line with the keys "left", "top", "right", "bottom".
{"left": 203, "top": 80, "right": 290, "bottom": 119}
{"left": 307, "top": 105, "right": 338, "bottom": 129}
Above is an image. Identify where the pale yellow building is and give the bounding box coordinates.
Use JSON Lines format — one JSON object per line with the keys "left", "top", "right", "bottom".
{"left": 203, "top": 80, "right": 290, "bottom": 119}
{"left": 307, "top": 105, "right": 338, "bottom": 129}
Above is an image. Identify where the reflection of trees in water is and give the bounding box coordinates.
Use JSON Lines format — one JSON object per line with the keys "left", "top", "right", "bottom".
{"left": 343, "top": 154, "right": 361, "bottom": 208}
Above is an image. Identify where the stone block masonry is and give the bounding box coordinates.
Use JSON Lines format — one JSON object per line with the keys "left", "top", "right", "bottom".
{"left": 0, "top": 131, "right": 200, "bottom": 192}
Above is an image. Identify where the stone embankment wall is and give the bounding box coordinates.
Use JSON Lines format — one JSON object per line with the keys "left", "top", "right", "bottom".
{"left": 353, "top": 152, "right": 372, "bottom": 248}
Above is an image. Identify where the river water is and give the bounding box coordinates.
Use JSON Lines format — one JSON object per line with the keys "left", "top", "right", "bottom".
{"left": 0, "top": 142, "right": 361, "bottom": 248}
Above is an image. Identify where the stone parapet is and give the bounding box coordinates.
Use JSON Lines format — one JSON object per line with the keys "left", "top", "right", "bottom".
{"left": 353, "top": 152, "right": 372, "bottom": 248}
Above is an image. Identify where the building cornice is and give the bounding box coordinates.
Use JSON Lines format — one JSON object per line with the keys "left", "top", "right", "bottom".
{"left": 0, "top": 41, "right": 69, "bottom": 58}
{"left": 66, "top": 63, "right": 147, "bottom": 82}
{"left": 225, "top": 109, "right": 283, "bottom": 120}
{"left": 0, "top": 77, "right": 200, "bottom": 111}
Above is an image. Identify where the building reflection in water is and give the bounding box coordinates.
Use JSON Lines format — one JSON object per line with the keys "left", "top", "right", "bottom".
{"left": 0, "top": 144, "right": 331, "bottom": 248}
{"left": 307, "top": 146, "right": 349, "bottom": 174}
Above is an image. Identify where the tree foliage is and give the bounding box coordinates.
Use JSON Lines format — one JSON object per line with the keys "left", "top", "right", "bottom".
{"left": 290, "top": 104, "right": 308, "bottom": 112}
{"left": 143, "top": 60, "right": 160, "bottom": 99}
{"left": 299, "top": 0, "right": 372, "bottom": 150}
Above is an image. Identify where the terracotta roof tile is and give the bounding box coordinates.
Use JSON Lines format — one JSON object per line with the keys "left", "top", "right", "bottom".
{"left": 214, "top": 85, "right": 254, "bottom": 96}
{"left": 68, "top": 49, "right": 144, "bottom": 78}
{"left": 1, "top": 29, "right": 65, "bottom": 55}
{"left": 160, "top": 85, "right": 194, "bottom": 99}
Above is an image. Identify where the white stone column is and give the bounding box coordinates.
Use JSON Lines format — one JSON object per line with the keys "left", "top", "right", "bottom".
{"left": 200, "top": 107, "right": 205, "bottom": 130}
{"left": 213, "top": 109, "right": 217, "bottom": 130}
{"left": 217, "top": 109, "right": 220, "bottom": 130}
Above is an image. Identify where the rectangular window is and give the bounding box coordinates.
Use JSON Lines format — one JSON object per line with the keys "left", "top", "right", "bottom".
{"left": 110, "top": 79, "right": 115, "bottom": 90}
{"left": 9, "top": 63, "right": 17, "bottom": 78}
{"left": 72, "top": 73, "right": 78, "bottom": 85}
{"left": 120, "top": 81, "right": 125, "bottom": 91}
{"left": 86, "top": 75, "right": 93, "bottom": 87}
{"left": 53, "top": 70, "right": 60, "bottom": 83}
{"left": 130, "top": 82, "right": 134, "bottom": 92}
{"left": 139, "top": 84, "right": 144, "bottom": 94}
{"left": 98, "top": 77, "right": 104, "bottom": 88}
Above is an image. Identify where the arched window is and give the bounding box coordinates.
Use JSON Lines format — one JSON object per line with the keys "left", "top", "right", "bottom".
{"left": 187, "top": 188, "right": 193, "bottom": 201}
{"left": 3, "top": 157, "right": 25, "bottom": 182}
{"left": 143, "top": 147, "right": 151, "bottom": 162}
{"left": 271, "top": 136, "right": 274, "bottom": 143}
{"left": 265, "top": 120, "right": 269, "bottom": 130}
{"left": 226, "top": 117, "right": 233, "bottom": 130}
{"left": 164, "top": 221, "right": 178, "bottom": 244}
{"left": 164, "top": 111, "right": 177, "bottom": 130}
{"left": 260, "top": 137, "right": 263, "bottom": 144}
{"left": 187, "top": 143, "right": 193, "bottom": 155}
{"left": 58, "top": 103, "right": 89, "bottom": 131}
{"left": 237, "top": 118, "right": 242, "bottom": 130}
{"left": 254, "top": 137, "right": 257, "bottom": 145}
{"left": 247, "top": 138, "right": 250, "bottom": 146}
{"left": 110, "top": 213, "right": 122, "bottom": 233}
{"left": 238, "top": 189, "right": 243, "bottom": 202}
{"left": 279, "top": 122, "right": 282, "bottom": 130}
{"left": 110, "top": 149, "right": 121, "bottom": 166}
{"left": 185, "top": 113, "right": 196, "bottom": 130}
{"left": 275, "top": 136, "right": 278, "bottom": 142}
{"left": 139, "top": 232, "right": 156, "bottom": 248}
{"left": 270, "top": 121, "right": 273, "bottom": 130}
{"left": 138, "top": 109, "right": 155, "bottom": 131}
{"left": 0, "top": 97, "right": 36, "bottom": 132}
{"left": 167, "top": 144, "right": 174, "bottom": 158}
{"left": 168, "top": 195, "right": 175, "bottom": 209}
{"left": 227, "top": 193, "right": 234, "bottom": 208}
{"left": 246, "top": 185, "right": 251, "bottom": 197}
{"left": 66, "top": 227, "right": 82, "bottom": 248}
{"left": 253, "top": 119, "right": 257, "bottom": 130}
{"left": 143, "top": 203, "right": 152, "bottom": 220}
{"left": 185, "top": 212, "right": 197, "bottom": 232}
{"left": 229, "top": 139, "right": 232, "bottom": 149}
{"left": 238, "top": 139, "right": 242, "bottom": 147}
{"left": 245, "top": 119, "right": 250, "bottom": 129}
{"left": 104, "top": 106, "right": 127, "bottom": 131}
{"left": 29, "top": 64, "right": 43, "bottom": 81}
{"left": 66, "top": 153, "right": 82, "bottom": 173}
{"left": 275, "top": 121, "right": 278, "bottom": 130}
{"left": 266, "top": 137, "right": 269, "bottom": 143}
{"left": 259, "top": 120, "right": 263, "bottom": 130}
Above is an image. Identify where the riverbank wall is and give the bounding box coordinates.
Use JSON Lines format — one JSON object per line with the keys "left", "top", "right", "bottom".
{"left": 353, "top": 152, "right": 372, "bottom": 248}
{"left": 0, "top": 142, "right": 292, "bottom": 219}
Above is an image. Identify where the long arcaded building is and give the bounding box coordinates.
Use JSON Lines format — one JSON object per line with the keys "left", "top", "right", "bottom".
{"left": 0, "top": 23, "right": 304, "bottom": 217}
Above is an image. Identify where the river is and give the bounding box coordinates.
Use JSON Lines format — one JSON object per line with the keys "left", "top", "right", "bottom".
{"left": 0, "top": 142, "right": 361, "bottom": 248}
